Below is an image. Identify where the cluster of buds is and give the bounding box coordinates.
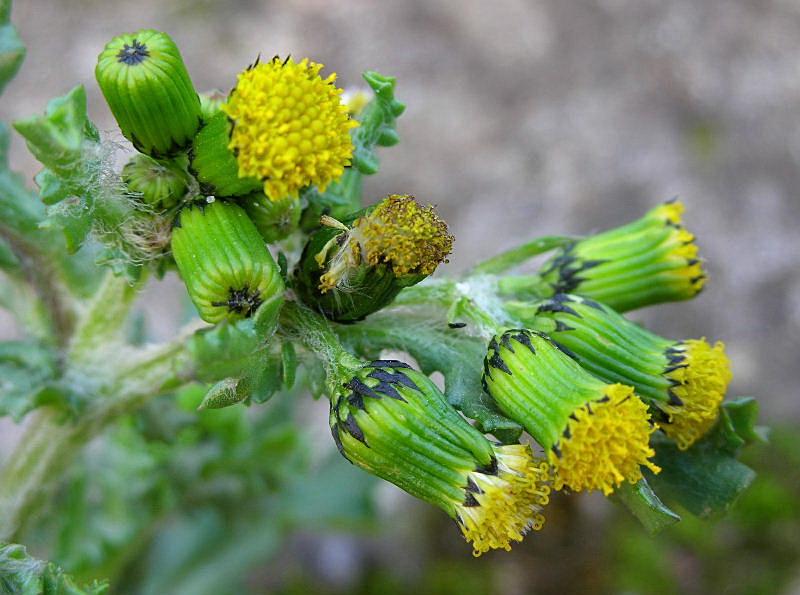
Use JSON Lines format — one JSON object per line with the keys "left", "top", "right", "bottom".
{"left": 477, "top": 201, "right": 732, "bottom": 498}
{"left": 93, "top": 26, "right": 739, "bottom": 557}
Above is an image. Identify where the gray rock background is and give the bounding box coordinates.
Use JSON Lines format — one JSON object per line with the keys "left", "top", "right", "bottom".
{"left": 3, "top": 0, "right": 797, "bottom": 419}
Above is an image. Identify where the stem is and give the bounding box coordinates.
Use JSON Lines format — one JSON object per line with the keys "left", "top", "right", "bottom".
{"left": 0, "top": 333, "right": 192, "bottom": 541}
{"left": 67, "top": 270, "right": 141, "bottom": 364}
{"left": 278, "top": 301, "right": 360, "bottom": 395}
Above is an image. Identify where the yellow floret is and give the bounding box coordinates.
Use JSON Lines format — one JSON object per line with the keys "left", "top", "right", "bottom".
{"left": 223, "top": 57, "right": 357, "bottom": 200}
{"left": 455, "top": 445, "right": 550, "bottom": 557}
{"left": 660, "top": 339, "right": 732, "bottom": 450}
{"left": 355, "top": 194, "right": 454, "bottom": 277}
{"left": 550, "top": 384, "right": 660, "bottom": 496}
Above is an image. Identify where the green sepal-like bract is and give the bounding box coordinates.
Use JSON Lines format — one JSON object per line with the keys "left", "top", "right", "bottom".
{"left": 189, "top": 111, "right": 261, "bottom": 197}
{"left": 171, "top": 201, "right": 284, "bottom": 323}
{"left": 95, "top": 29, "right": 201, "bottom": 157}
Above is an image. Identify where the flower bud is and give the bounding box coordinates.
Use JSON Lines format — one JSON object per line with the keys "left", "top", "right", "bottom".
{"left": 122, "top": 153, "right": 189, "bottom": 211}
{"left": 530, "top": 293, "right": 732, "bottom": 450}
{"left": 241, "top": 192, "right": 301, "bottom": 243}
{"left": 331, "top": 359, "right": 550, "bottom": 556}
{"left": 171, "top": 201, "right": 284, "bottom": 323}
{"left": 294, "top": 194, "right": 453, "bottom": 322}
{"left": 482, "top": 329, "right": 659, "bottom": 495}
{"left": 189, "top": 56, "right": 357, "bottom": 200}
{"left": 95, "top": 30, "right": 202, "bottom": 157}
{"left": 538, "top": 201, "right": 705, "bottom": 312}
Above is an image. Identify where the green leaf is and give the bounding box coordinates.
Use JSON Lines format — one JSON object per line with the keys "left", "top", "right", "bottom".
{"left": 13, "top": 85, "right": 89, "bottom": 178}
{"left": 0, "top": 340, "right": 61, "bottom": 420}
{"left": 614, "top": 478, "right": 681, "bottom": 534}
{"left": 0, "top": 124, "right": 46, "bottom": 236}
{"left": 0, "top": 543, "right": 108, "bottom": 595}
{"left": 646, "top": 400, "right": 762, "bottom": 519}
{"left": 197, "top": 378, "right": 246, "bottom": 410}
{"left": 281, "top": 341, "right": 297, "bottom": 391}
{"left": 188, "top": 319, "right": 261, "bottom": 383}
{"left": 0, "top": 21, "right": 24, "bottom": 96}
{"left": 471, "top": 235, "right": 575, "bottom": 275}
{"left": 338, "top": 310, "right": 523, "bottom": 443}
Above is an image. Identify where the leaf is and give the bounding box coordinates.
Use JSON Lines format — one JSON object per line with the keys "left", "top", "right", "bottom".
{"left": 614, "top": 478, "right": 681, "bottom": 534}
{"left": 338, "top": 310, "right": 523, "bottom": 443}
{"left": 13, "top": 85, "right": 89, "bottom": 178}
{"left": 0, "top": 20, "right": 24, "bottom": 96}
{"left": 0, "top": 543, "right": 108, "bottom": 595}
{"left": 471, "top": 235, "right": 575, "bottom": 275}
{"left": 0, "top": 123, "right": 46, "bottom": 236}
{"left": 646, "top": 398, "right": 763, "bottom": 519}
{"left": 0, "top": 340, "right": 61, "bottom": 420}
{"left": 197, "top": 378, "right": 246, "bottom": 410}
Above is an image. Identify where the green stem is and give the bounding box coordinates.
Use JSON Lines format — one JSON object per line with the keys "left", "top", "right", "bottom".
{"left": 0, "top": 333, "right": 192, "bottom": 542}
{"left": 278, "top": 301, "right": 360, "bottom": 395}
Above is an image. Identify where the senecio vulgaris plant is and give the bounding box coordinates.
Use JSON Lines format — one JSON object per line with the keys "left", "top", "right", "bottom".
{"left": 0, "top": 8, "right": 767, "bottom": 590}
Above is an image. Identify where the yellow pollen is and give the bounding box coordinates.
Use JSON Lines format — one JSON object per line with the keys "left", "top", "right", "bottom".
{"left": 456, "top": 445, "right": 550, "bottom": 557}
{"left": 549, "top": 384, "right": 660, "bottom": 496}
{"left": 223, "top": 57, "right": 357, "bottom": 201}
{"left": 354, "top": 194, "right": 454, "bottom": 277}
{"left": 659, "top": 339, "right": 732, "bottom": 450}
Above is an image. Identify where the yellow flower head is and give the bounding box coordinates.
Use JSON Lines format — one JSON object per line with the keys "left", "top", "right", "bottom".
{"left": 550, "top": 384, "right": 660, "bottom": 495}
{"left": 223, "top": 56, "right": 357, "bottom": 200}
{"left": 482, "top": 329, "right": 660, "bottom": 496}
{"left": 456, "top": 445, "right": 551, "bottom": 556}
{"left": 316, "top": 194, "right": 454, "bottom": 293}
{"left": 354, "top": 194, "right": 454, "bottom": 277}
{"left": 660, "top": 339, "right": 732, "bottom": 450}
{"left": 330, "top": 360, "right": 550, "bottom": 556}
{"left": 529, "top": 293, "right": 731, "bottom": 450}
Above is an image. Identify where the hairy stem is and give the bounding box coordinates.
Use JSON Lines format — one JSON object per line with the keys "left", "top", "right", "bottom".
{"left": 0, "top": 333, "right": 192, "bottom": 542}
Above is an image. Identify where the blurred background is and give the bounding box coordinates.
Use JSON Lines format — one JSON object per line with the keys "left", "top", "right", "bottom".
{"left": 1, "top": 0, "right": 799, "bottom": 593}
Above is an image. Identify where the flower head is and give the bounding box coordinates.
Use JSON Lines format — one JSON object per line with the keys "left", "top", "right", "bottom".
{"left": 530, "top": 293, "right": 732, "bottom": 450}
{"left": 222, "top": 56, "right": 357, "bottom": 200}
{"left": 294, "top": 195, "right": 453, "bottom": 322}
{"left": 331, "top": 359, "right": 550, "bottom": 556}
{"left": 482, "top": 329, "right": 659, "bottom": 495}
{"left": 660, "top": 339, "right": 732, "bottom": 449}
{"left": 538, "top": 200, "right": 705, "bottom": 312}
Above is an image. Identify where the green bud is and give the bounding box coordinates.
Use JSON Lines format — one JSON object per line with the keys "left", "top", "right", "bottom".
{"left": 189, "top": 112, "right": 262, "bottom": 197}
{"left": 331, "top": 358, "right": 550, "bottom": 556}
{"left": 171, "top": 201, "right": 284, "bottom": 323}
{"left": 537, "top": 201, "right": 705, "bottom": 312}
{"left": 241, "top": 192, "right": 301, "bottom": 243}
{"left": 95, "top": 29, "right": 202, "bottom": 157}
{"left": 122, "top": 153, "right": 189, "bottom": 211}
{"left": 293, "top": 194, "right": 453, "bottom": 322}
